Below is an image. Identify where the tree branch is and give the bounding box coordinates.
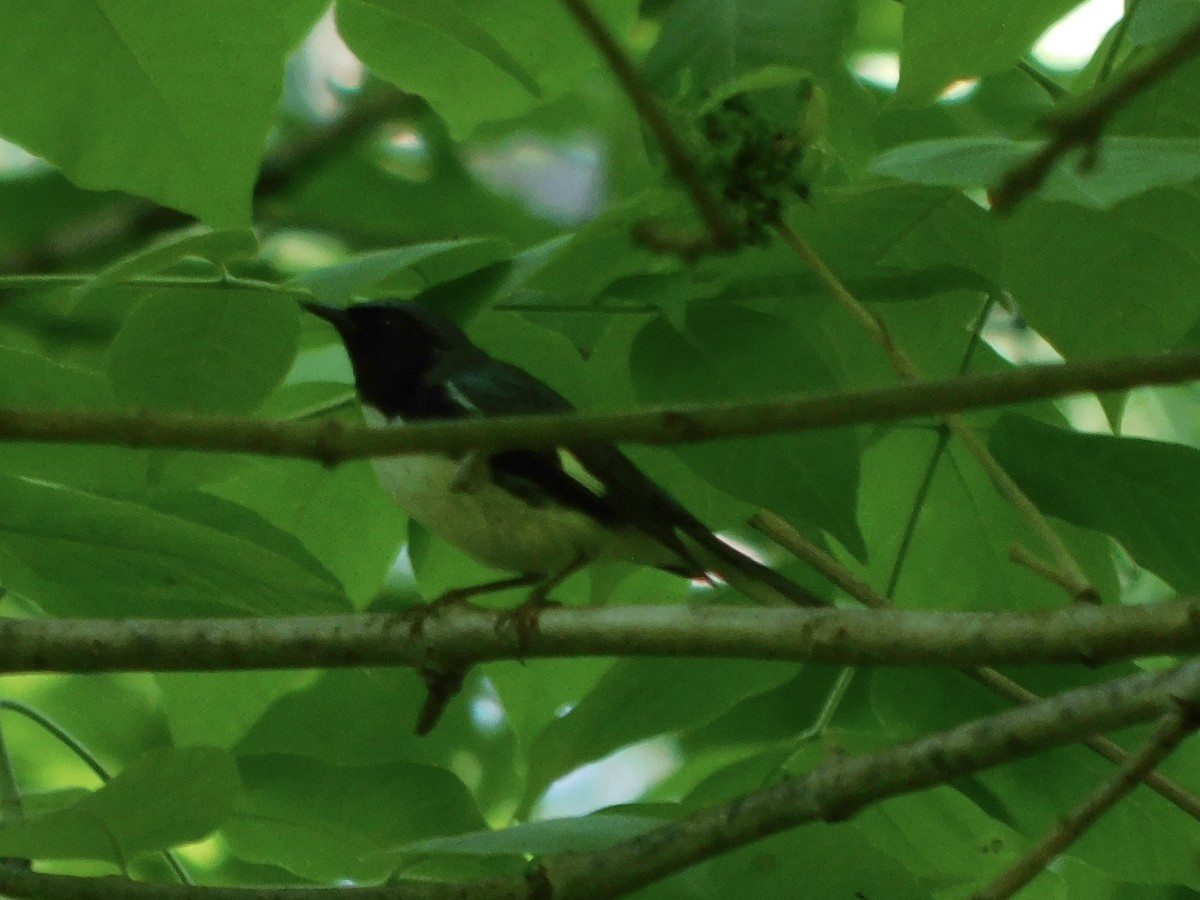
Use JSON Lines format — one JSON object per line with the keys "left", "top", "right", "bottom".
{"left": 991, "top": 14, "right": 1200, "bottom": 214}
{"left": 3, "top": 602, "right": 1200, "bottom": 674}
{"left": 0, "top": 350, "right": 1197, "bottom": 461}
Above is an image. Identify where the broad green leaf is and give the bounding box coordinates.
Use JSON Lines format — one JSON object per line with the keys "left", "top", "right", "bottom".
{"left": 0, "top": 475, "right": 348, "bottom": 617}
{"left": 0, "top": 346, "right": 147, "bottom": 492}
{"left": 234, "top": 669, "right": 522, "bottom": 814}
{"left": 630, "top": 303, "right": 865, "bottom": 558}
{"left": 207, "top": 459, "right": 404, "bottom": 606}
{"left": 700, "top": 823, "right": 933, "bottom": 900}
{"left": 855, "top": 427, "right": 1119, "bottom": 611}
{"left": 856, "top": 787, "right": 1023, "bottom": 886}
{"left": 0, "top": 747, "right": 239, "bottom": 865}
{"left": 225, "top": 755, "right": 485, "bottom": 882}
{"left": 897, "top": 0, "right": 1081, "bottom": 103}
{"left": 108, "top": 289, "right": 299, "bottom": 414}
{"left": 523, "top": 658, "right": 799, "bottom": 808}
{"left": 643, "top": 0, "right": 856, "bottom": 97}
{"left": 990, "top": 415, "right": 1200, "bottom": 593}
{"left": 291, "top": 238, "right": 511, "bottom": 303}
{"left": 336, "top": 0, "right": 638, "bottom": 137}
{"left": 157, "top": 671, "right": 317, "bottom": 750}
{"left": 76, "top": 226, "right": 259, "bottom": 298}
{"left": 0, "top": 1, "right": 326, "bottom": 226}
{"left": 1003, "top": 188, "right": 1200, "bottom": 359}
{"left": 872, "top": 136, "right": 1200, "bottom": 208}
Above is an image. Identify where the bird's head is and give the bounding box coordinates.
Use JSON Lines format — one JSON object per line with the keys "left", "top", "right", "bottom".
{"left": 303, "top": 300, "right": 474, "bottom": 415}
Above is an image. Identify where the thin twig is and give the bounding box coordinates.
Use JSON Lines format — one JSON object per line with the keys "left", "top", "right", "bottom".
{"left": 772, "top": 218, "right": 1095, "bottom": 600}
{"left": 1095, "top": 0, "right": 1142, "bottom": 85}
{"left": 751, "top": 512, "right": 1200, "bottom": 823}
{"left": 992, "top": 13, "right": 1200, "bottom": 213}
{"left": 975, "top": 702, "right": 1200, "bottom": 899}
{"left": 1009, "top": 543, "right": 1098, "bottom": 601}
{"left": 557, "top": 0, "right": 738, "bottom": 249}
{"left": 0, "top": 350, "right": 1198, "bottom": 460}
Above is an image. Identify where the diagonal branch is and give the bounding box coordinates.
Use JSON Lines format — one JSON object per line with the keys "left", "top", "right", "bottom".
{"left": 991, "top": 14, "right": 1200, "bottom": 213}
{"left": 0, "top": 350, "right": 1197, "bottom": 461}
{"left": 542, "top": 660, "right": 1200, "bottom": 899}
{"left": 976, "top": 702, "right": 1200, "bottom": 899}
{"left": 558, "top": 0, "right": 738, "bottom": 249}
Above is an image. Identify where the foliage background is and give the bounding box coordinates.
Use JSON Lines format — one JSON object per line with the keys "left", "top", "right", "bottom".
{"left": 0, "top": 0, "right": 1199, "bottom": 897}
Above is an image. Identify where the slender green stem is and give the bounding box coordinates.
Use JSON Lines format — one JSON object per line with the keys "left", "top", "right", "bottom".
{"left": 886, "top": 294, "right": 997, "bottom": 598}
{"left": 1095, "top": 0, "right": 1141, "bottom": 85}
{"left": 1017, "top": 60, "right": 1067, "bottom": 100}
{"left": 0, "top": 273, "right": 315, "bottom": 301}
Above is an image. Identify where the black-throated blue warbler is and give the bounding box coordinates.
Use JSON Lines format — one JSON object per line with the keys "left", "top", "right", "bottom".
{"left": 304, "top": 300, "right": 825, "bottom": 610}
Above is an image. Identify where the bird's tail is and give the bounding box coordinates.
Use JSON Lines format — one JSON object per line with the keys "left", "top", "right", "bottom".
{"left": 679, "top": 525, "right": 828, "bottom": 608}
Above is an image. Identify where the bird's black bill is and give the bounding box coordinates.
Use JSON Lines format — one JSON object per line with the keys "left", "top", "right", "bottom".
{"left": 302, "top": 301, "right": 352, "bottom": 333}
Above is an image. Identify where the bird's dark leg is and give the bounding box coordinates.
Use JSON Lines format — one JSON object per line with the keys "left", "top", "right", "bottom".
{"left": 497, "top": 555, "right": 586, "bottom": 654}
{"left": 409, "top": 572, "right": 544, "bottom": 735}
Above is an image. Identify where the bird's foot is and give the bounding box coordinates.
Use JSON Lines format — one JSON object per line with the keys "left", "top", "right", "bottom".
{"left": 409, "top": 574, "right": 538, "bottom": 638}
{"left": 495, "top": 592, "right": 563, "bottom": 656}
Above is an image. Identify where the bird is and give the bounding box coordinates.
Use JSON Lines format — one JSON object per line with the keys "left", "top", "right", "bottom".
{"left": 304, "top": 299, "right": 826, "bottom": 615}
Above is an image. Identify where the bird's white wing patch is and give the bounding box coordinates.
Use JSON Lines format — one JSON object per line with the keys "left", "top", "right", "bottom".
{"left": 557, "top": 449, "right": 607, "bottom": 497}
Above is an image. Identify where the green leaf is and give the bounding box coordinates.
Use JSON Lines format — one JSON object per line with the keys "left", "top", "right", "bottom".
{"left": 0, "top": 346, "right": 147, "bottom": 492}
{"left": 990, "top": 415, "right": 1200, "bottom": 593}
{"left": 107, "top": 289, "right": 299, "bottom": 414}
{"left": 0, "top": 475, "right": 348, "bottom": 617}
{"left": 643, "top": 0, "right": 856, "bottom": 97}
{"left": 630, "top": 303, "right": 865, "bottom": 558}
{"left": 1002, "top": 189, "right": 1200, "bottom": 360}
{"left": 0, "top": 1, "right": 327, "bottom": 226}
{"left": 0, "top": 747, "right": 239, "bottom": 865}
{"left": 855, "top": 427, "right": 1119, "bottom": 611}
{"left": 234, "top": 670, "right": 522, "bottom": 816}
{"left": 336, "top": 0, "right": 638, "bottom": 137}
{"left": 225, "top": 755, "right": 485, "bottom": 882}
{"left": 207, "top": 459, "right": 405, "bottom": 605}
{"left": 291, "top": 238, "right": 512, "bottom": 303}
{"left": 873, "top": 137, "right": 1200, "bottom": 208}
{"left": 523, "top": 658, "right": 799, "bottom": 808}
{"left": 897, "top": 0, "right": 1081, "bottom": 103}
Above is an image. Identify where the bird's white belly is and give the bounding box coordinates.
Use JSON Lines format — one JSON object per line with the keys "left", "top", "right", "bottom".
{"left": 363, "top": 410, "right": 669, "bottom": 574}
{"left": 373, "top": 451, "right": 621, "bottom": 573}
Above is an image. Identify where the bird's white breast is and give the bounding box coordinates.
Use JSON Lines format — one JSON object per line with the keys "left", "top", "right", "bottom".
{"left": 363, "top": 408, "right": 667, "bottom": 575}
